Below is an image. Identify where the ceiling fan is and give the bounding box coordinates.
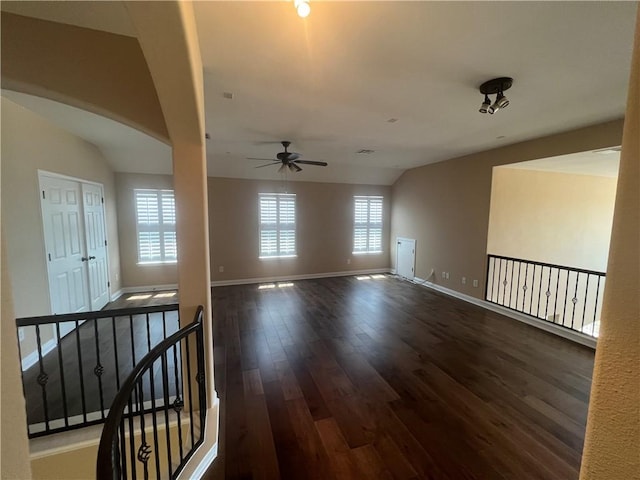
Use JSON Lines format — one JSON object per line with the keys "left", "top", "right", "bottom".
{"left": 247, "top": 141, "right": 328, "bottom": 172}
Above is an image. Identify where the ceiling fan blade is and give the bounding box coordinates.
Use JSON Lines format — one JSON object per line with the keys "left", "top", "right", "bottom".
{"left": 285, "top": 152, "right": 301, "bottom": 161}
{"left": 289, "top": 163, "right": 302, "bottom": 172}
{"left": 294, "top": 160, "right": 328, "bottom": 166}
{"left": 278, "top": 164, "right": 286, "bottom": 173}
{"left": 255, "top": 162, "right": 281, "bottom": 169}
{"left": 247, "top": 157, "right": 276, "bottom": 161}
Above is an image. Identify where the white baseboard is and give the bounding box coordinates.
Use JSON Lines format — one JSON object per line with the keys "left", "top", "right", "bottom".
{"left": 22, "top": 338, "right": 57, "bottom": 371}
{"left": 110, "top": 289, "right": 123, "bottom": 302}
{"left": 120, "top": 283, "right": 179, "bottom": 294}
{"left": 119, "top": 270, "right": 392, "bottom": 294}
{"left": 410, "top": 276, "right": 597, "bottom": 349}
{"left": 210, "top": 268, "right": 391, "bottom": 287}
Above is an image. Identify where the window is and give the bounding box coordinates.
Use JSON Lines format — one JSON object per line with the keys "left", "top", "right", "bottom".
{"left": 259, "top": 193, "right": 296, "bottom": 258}
{"left": 353, "top": 196, "right": 383, "bottom": 254}
{"left": 135, "top": 189, "right": 177, "bottom": 263}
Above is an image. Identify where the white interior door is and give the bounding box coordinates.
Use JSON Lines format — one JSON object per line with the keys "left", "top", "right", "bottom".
{"left": 40, "top": 173, "right": 110, "bottom": 321}
{"left": 82, "top": 183, "right": 110, "bottom": 311}
{"left": 40, "top": 175, "right": 91, "bottom": 318}
{"left": 397, "top": 237, "right": 416, "bottom": 279}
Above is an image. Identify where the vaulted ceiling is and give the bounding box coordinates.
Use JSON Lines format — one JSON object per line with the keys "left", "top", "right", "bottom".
{"left": 2, "top": 1, "right": 636, "bottom": 184}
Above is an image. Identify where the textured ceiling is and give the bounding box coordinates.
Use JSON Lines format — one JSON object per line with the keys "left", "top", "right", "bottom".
{"left": 1, "top": 1, "right": 636, "bottom": 185}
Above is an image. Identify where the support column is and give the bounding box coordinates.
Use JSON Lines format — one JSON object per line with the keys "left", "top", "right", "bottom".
{"left": 126, "top": 0, "right": 215, "bottom": 407}
{"left": 580, "top": 7, "right": 639, "bottom": 480}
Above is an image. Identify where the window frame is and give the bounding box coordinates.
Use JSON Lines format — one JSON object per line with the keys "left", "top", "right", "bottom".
{"left": 259, "top": 193, "right": 297, "bottom": 259}
{"left": 134, "top": 189, "right": 177, "bottom": 265}
{"left": 353, "top": 195, "right": 384, "bottom": 255}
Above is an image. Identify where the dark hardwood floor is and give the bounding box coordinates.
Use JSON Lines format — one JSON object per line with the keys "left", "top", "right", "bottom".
{"left": 203, "top": 275, "right": 594, "bottom": 480}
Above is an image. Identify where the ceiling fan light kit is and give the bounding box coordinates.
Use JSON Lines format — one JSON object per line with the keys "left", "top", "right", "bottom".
{"left": 478, "top": 77, "right": 513, "bottom": 115}
{"left": 247, "top": 141, "right": 328, "bottom": 173}
{"left": 294, "top": 0, "right": 311, "bottom": 18}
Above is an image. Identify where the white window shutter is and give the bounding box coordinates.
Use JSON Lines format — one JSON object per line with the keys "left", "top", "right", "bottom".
{"left": 260, "top": 193, "right": 296, "bottom": 257}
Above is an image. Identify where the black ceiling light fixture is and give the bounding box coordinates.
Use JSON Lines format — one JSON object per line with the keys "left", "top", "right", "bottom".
{"left": 478, "top": 77, "right": 513, "bottom": 115}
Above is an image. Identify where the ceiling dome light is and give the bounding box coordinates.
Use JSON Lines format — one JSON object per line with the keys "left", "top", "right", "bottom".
{"left": 295, "top": 0, "right": 311, "bottom": 18}
{"left": 479, "top": 95, "right": 491, "bottom": 114}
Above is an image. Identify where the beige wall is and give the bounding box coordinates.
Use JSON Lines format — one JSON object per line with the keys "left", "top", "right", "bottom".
{"left": 1, "top": 235, "right": 33, "bottom": 479}
{"left": 115, "top": 172, "right": 178, "bottom": 288}
{"left": 390, "top": 119, "right": 624, "bottom": 298}
{"left": 580, "top": 7, "right": 639, "bottom": 479}
{"left": 487, "top": 167, "right": 617, "bottom": 272}
{"left": 1, "top": 12, "right": 169, "bottom": 143}
{"left": 208, "top": 177, "right": 391, "bottom": 281}
{"left": 116, "top": 174, "right": 391, "bottom": 287}
{"left": 1, "top": 97, "right": 121, "bottom": 317}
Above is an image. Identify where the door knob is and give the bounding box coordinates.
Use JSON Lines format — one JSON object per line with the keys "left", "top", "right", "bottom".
{"left": 89, "top": 256, "right": 96, "bottom": 260}
{"left": 81, "top": 257, "right": 89, "bottom": 262}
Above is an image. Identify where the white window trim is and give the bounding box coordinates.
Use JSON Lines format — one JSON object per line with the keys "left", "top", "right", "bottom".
{"left": 259, "top": 193, "right": 297, "bottom": 259}
{"left": 135, "top": 189, "right": 177, "bottom": 265}
{"left": 353, "top": 195, "right": 384, "bottom": 255}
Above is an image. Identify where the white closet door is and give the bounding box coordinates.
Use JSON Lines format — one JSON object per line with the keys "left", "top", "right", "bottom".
{"left": 40, "top": 175, "right": 91, "bottom": 316}
{"left": 82, "top": 183, "right": 110, "bottom": 311}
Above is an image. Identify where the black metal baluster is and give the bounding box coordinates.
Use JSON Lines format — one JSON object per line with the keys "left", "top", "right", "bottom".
{"left": 570, "top": 272, "right": 580, "bottom": 330}
{"left": 55, "top": 323, "right": 69, "bottom": 428}
{"left": 498, "top": 259, "right": 509, "bottom": 305}
{"left": 147, "top": 366, "right": 162, "bottom": 480}
{"left": 593, "top": 276, "right": 602, "bottom": 336}
{"left": 196, "top": 325, "right": 207, "bottom": 443}
{"left": 495, "top": 258, "right": 502, "bottom": 305}
{"left": 16, "top": 327, "right": 29, "bottom": 434}
{"left": 161, "top": 352, "right": 174, "bottom": 477}
{"left": 73, "top": 320, "right": 88, "bottom": 424}
{"left": 119, "top": 418, "right": 128, "bottom": 480}
{"left": 521, "top": 263, "right": 529, "bottom": 311}
{"left": 515, "top": 261, "right": 522, "bottom": 312}
{"left": 93, "top": 320, "right": 106, "bottom": 419}
{"left": 490, "top": 256, "right": 497, "bottom": 302}
{"left": 145, "top": 313, "right": 152, "bottom": 353}
{"left": 544, "top": 266, "right": 553, "bottom": 320}
{"left": 484, "top": 256, "right": 492, "bottom": 301}
{"left": 527, "top": 264, "right": 536, "bottom": 314}
{"left": 114, "top": 426, "right": 122, "bottom": 480}
{"left": 508, "top": 260, "right": 515, "bottom": 308}
{"left": 185, "top": 336, "right": 196, "bottom": 448}
{"left": 162, "top": 311, "right": 168, "bottom": 339}
{"left": 553, "top": 268, "right": 561, "bottom": 323}
{"left": 581, "top": 274, "right": 591, "bottom": 331}
{"left": 562, "top": 269, "right": 571, "bottom": 326}
{"left": 137, "top": 380, "right": 150, "bottom": 480}
{"left": 112, "top": 316, "right": 121, "bottom": 391}
{"left": 172, "top": 343, "right": 184, "bottom": 462}
{"left": 127, "top": 396, "right": 137, "bottom": 480}
{"left": 536, "top": 264, "right": 544, "bottom": 318}
{"left": 35, "top": 325, "right": 50, "bottom": 432}
{"left": 129, "top": 315, "right": 139, "bottom": 413}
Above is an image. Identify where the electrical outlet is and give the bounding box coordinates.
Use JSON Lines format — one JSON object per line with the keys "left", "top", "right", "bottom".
{"left": 18, "top": 328, "right": 25, "bottom": 342}
{"left": 462, "top": 277, "right": 466, "bottom": 284}
{"left": 347, "top": 258, "right": 351, "bottom": 265}
{"left": 218, "top": 266, "right": 224, "bottom": 273}
{"left": 442, "top": 271, "right": 446, "bottom": 279}
{"left": 473, "top": 279, "right": 479, "bottom": 288}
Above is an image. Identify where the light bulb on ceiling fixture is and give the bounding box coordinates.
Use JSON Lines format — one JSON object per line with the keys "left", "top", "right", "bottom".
{"left": 295, "top": 0, "right": 311, "bottom": 18}
{"left": 493, "top": 92, "right": 509, "bottom": 110}
{"left": 479, "top": 95, "right": 491, "bottom": 114}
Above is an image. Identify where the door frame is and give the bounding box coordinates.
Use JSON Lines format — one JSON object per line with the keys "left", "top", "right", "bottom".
{"left": 37, "top": 170, "right": 112, "bottom": 314}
